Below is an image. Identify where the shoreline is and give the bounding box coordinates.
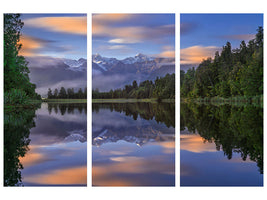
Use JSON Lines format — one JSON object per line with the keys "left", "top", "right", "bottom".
{"left": 42, "top": 99, "right": 87, "bottom": 103}
{"left": 92, "top": 98, "right": 175, "bottom": 103}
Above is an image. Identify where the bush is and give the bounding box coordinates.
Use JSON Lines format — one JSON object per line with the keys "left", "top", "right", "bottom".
{"left": 4, "top": 89, "right": 29, "bottom": 105}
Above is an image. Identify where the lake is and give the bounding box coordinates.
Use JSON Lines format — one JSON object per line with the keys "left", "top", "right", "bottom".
{"left": 92, "top": 102, "right": 175, "bottom": 186}
{"left": 180, "top": 103, "right": 263, "bottom": 186}
{"left": 4, "top": 103, "right": 87, "bottom": 186}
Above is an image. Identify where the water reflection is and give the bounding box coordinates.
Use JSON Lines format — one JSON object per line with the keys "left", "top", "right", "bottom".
{"left": 4, "top": 103, "right": 87, "bottom": 186}
{"left": 4, "top": 104, "right": 41, "bottom": 186}
{"left": 92, "top": 102, "right": 175, "bottom": 186}
{"left": 93, "top": 102, "right": 175, "bottom": 128}
{"left": 180, "top": 103, "right": 263, "bottom": 186}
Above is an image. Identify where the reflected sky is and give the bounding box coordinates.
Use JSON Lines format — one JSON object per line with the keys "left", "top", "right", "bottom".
{"left": 20, "top": 103, "right": 87, "bottom": 186}
{"left": 180, "top": 130, "right": 263, "bottom": 186}
{"left": 92, "top": 103, "right": 175, "bottom": 186}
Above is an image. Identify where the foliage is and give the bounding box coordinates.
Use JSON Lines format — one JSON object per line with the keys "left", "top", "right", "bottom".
{"left": 4, "top": 104, "right": 41, "bottom": 186}
{"left": 47, "top": 87, "right": 87, "bottom": 99}
{"left": 4, "top": 14, "right": 40, "bottom": 104}
{"left": 4, "top": 89, "right": 29, "bottom": 105}
{"left": 181, "top": 27, "right": 263, "bottom": 99}
{"left": 92, "top": 73, "right": 175, "bottom": 100}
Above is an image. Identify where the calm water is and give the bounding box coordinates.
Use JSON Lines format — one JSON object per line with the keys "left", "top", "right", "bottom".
{"left": 4, "top": 103, "right": 87, "bottom": 186}
{"left": 180, "top": 103, "right": 263, "bottom": 186}
{"left": 92, "top": 103, "right": 175, "bottom": 186}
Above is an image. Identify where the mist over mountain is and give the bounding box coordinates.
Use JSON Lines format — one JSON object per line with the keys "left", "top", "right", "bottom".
{"left": 92, "top": 53, "right": 175, "bottom": 92}
{"left": 26, "top": 56, "right": 87, "bottom": 97}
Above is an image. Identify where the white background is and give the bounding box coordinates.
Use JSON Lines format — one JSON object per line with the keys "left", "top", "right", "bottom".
{"left": 0, "top": 0, "right": 266, "bottom": 199}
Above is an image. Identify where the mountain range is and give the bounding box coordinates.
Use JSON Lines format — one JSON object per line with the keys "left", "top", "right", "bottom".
{"left": 92, "top": 53, "right": 175, "bottom": 91}
{"left": 26, "top": 56, "right": 87, "bottom": 97}
{"left": 26, "top": 53, "right": 175, "bottom": 96}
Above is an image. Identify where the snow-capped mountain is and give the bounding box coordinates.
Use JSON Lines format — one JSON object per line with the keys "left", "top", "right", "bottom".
{"left": 92, "top": 53, "right": 175, "bottom": 91}
{"left": 63, "top": 58, "right": 87, "bottom": 72}
{"left": 92, "top": 53, "right": 156, "bottom": 66}
{"left": 122, "top": 53, "right": 154, "bottom": 64}
{"left": 92, "top": 54, "right": 119, "bottom": 71}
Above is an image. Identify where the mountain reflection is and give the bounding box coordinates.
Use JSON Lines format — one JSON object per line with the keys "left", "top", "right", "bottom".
{"left": 180, "top": 103, "right": 263, "bottom": 174}
{"left": 92, "top": 102, "right": 175, "bottom": 147}
{"left": 92, "top": 102, "right": 175, "bottom": 186}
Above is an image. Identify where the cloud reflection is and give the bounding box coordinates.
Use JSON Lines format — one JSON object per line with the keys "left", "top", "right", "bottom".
{"left": 180, "top": 134, "right": 216, "bottom": 153}
{"left": 93, "top": 154, "right": 174, "bottom": 186}
{"left": 23, "top": 166, "right": 87, "bottom": 185}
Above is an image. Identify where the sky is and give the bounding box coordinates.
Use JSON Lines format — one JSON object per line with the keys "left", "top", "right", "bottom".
{"left": 20, "top": 14, "right": 87, "bottom": 60}
{"left": 92, "top": 14, "right": 175, "bottom": 59}
{"left": 180, "top": 14, "right": 263, "bottom": 65}
{"left": 16, "top": 14, "right": 87, "bottom": 96}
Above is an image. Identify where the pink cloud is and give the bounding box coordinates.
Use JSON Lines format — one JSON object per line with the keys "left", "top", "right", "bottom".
{"left": 180, "top": 45, "right": 221, "bottom": 65}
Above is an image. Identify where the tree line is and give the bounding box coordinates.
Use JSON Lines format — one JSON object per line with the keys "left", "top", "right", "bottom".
{"left": 93, "top": 102, "right": 175, "bottom": 128}
{"left": 47, "top": 87, "right": 87, "bottom": 99}
{"left": 4, "top": 14, "right": 41, "bottom": 105}
{"left": 92, "top": 73, "right": 175, "bottom": 100}
{"left": 181, "top": 103, "right": 263, "bottom": 174}
{"left": 181, "top": 27, "right": 263, "bottom": 99}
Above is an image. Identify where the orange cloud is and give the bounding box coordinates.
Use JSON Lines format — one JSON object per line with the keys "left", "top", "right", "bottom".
{"left": 180, "top": 134, "right": 216, "bottom": 153}
{"left": 19, "top": 35, "right": 43, "bottom": 56}
{"left": 92, "top": 14, "right": 134, "bottom": 38}
{"left": 24, "top": 16, "right": 87, "bottom": 35}
{"left": 23, "top": 166, "right": 87, "bottom": 185}
{"left": 154, "top": 46, "right": 175, "bottom": 58}
{"left": 180, "top": 45, "right": 221, "bottom": 65}
{"left": 92, "top": 14, "right": 132, "bottom": 24}
{"left": 157, "top": 50, "right": 175, "bottom": 58}
{"left": 92, "top": 24, "right": 145, "bottom": 41}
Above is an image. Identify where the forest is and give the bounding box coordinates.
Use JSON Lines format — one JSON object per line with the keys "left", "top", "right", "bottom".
{"left": 4, "top": 14, "right": 41, "bottom": 105}
{"left": 181, "top": 27, "right": 263, "bottom": 101}
{"left": 92, "top": 73, "right": 175, "bottom": 100}
{"left": 47, "top": 87, "right": 87, "bottom": 99}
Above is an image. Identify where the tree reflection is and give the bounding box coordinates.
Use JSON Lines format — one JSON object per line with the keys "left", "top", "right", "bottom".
{"left": 47, "top": 103, "right": 87, "bottom": 115}
{"left": 92, "top": 102, "right": 175, "bottom": 128}
{"left": 4, "top": 104, "right": 41, "bottom": 186}
{"left": 181, "top": 103, "right": 263, "bottom": 174}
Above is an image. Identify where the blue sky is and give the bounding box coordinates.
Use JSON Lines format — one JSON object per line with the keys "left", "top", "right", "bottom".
{"left": 92, "top": 14, "right": 175, "bottom": 59}
{"left": 20, "top": 14, "right": 87, "bottom": 60}
{"left": 181, "top": 14, "right": 263, "bottom": 65}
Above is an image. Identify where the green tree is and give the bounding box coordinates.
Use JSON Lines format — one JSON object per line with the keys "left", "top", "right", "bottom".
{"left": 47, "top": 88, "right": 53, "bottom": 99}
{"left": 59, "top": 87, "right": 67, "bottom": 98}
{"left": 77, "top": 88, "right": 83, "bottom": 99}
{"left": 4, "top": 14, "right": 39, "bottom": 102}
{"left": 54, "top": 88, "right": 58, "bottom": 99}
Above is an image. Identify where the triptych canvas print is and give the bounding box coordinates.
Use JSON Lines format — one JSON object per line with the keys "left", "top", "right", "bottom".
{"left": 3, "top": 13, "right": 263, "bottom": 187}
